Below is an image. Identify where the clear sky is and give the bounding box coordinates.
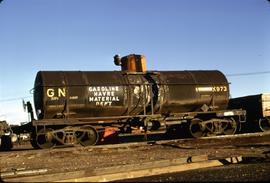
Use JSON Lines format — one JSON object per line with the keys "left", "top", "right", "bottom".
{"left": 0, "top": 0, "right": 270, "bottom": 125}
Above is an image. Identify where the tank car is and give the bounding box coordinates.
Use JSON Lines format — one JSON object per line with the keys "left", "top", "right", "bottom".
{"left": 27, "top": 54, "right": 246, "bottom": 149}
{"left": 229, "top": 93, "right": 270, "bottom": 132}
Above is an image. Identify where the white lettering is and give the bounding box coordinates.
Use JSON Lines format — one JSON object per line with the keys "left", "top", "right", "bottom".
{"left": 88, "top": 86, "right": 121, "bottom": 106}
{"left": 69, "top": 96, "right": 78, "bottom": 100}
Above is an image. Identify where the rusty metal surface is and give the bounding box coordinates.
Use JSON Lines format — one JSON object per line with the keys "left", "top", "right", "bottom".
{"left": 116, "top": 54, "right": 147, "bottom": 72}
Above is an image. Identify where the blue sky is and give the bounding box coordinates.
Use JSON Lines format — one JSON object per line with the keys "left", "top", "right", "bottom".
{"left": 0, "top": 0, "right": 269, "bottom": 124}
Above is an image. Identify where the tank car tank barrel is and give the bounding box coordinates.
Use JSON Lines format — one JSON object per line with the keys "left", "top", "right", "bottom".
{"left": 27, "top": 54, "right": 246, "bottom": 149}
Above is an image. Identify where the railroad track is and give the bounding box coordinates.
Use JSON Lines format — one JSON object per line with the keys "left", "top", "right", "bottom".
{"left": 1, "top": 155, "right": 247, "bottom": 182}
{"left": 1, "top": 131, "right": 270, "bottom": 182}
{"left": 4, "top": 130, "right": 270, "bottom": 153}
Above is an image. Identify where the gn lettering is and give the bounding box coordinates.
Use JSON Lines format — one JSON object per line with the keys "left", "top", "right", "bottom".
{"left": 46, "top": 88, "right": 79, "bottom": 101}
{"left": 47, "top": 88, "right": 66, "bottom": 97}
{"left": 46, "top": 88, "right": 66, "bottom": 101}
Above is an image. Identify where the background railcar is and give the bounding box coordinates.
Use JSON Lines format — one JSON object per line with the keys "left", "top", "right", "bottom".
{"left": 229, "top": 93, "right": 270, "bottom": 132}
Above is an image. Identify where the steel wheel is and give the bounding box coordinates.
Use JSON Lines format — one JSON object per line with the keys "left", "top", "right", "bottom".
{"left": 189, "top": 119, "right": 204, "bottom": 138}
{"left": 0, "top": 136, "right": 13, "bottom": 151}
{"left": 76, "top": 125, "right": 99, "bottom": 146}
{"left": 30, "top": 132, "right": 40, "bottom": 149}
{"left": 259, "top": 118, "right": 270, "bottom": 132}
{"left": 223, "top": 118, "right": 237, "bottom": 135}
{"left": 36, "top": 128, "right": 55, "bottom": 149}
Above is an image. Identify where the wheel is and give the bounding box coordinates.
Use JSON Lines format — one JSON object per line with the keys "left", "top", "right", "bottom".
{"left": 76, "top": 125, "right": 99, "bottom": 146}
{"left": 259, "top": 118, "right": 270, "bottom": 132}
{"left": 36, "top": 128, "right": 55, "bottom": 149}
{"left": 189, "top": 119, "right": 204, "bottom": 138}
{"left": 0, "top": 136, "right": 13, "bottom": 151}
{"left": 30, "top": 132, "right": 40, "bottom": 149}
{"left": 223, "top": 118, "right": 237, "bottom": 135}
